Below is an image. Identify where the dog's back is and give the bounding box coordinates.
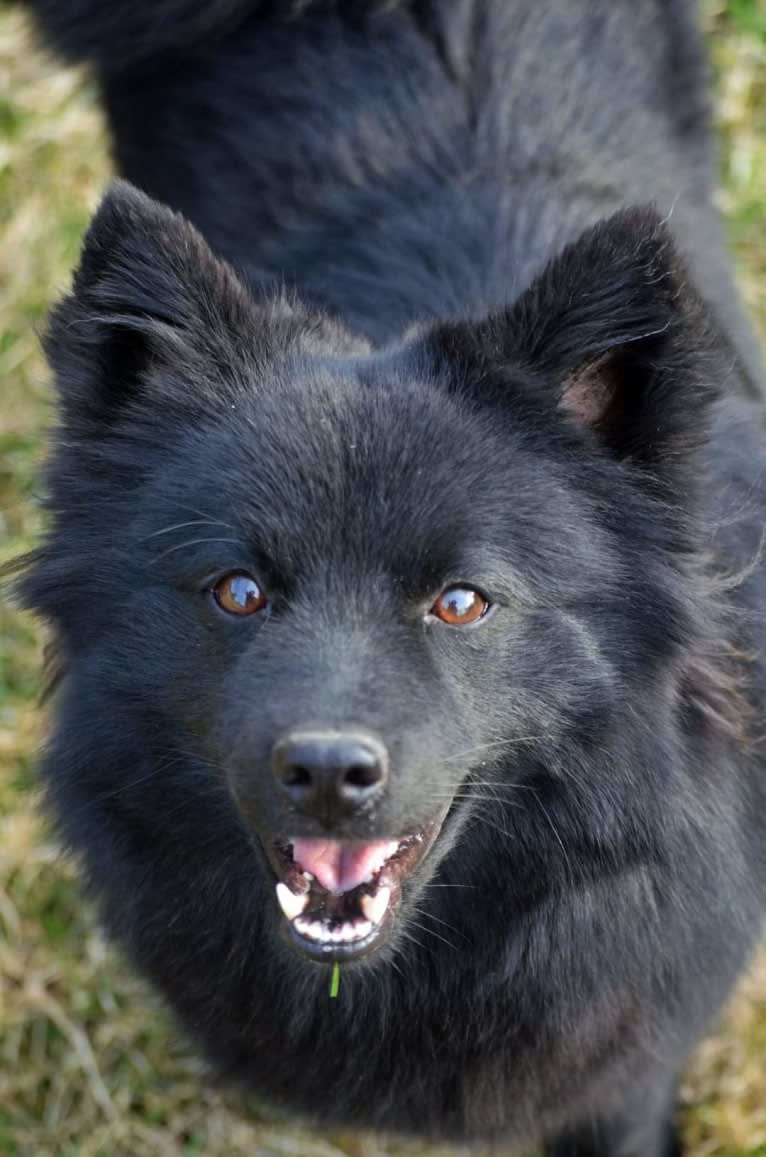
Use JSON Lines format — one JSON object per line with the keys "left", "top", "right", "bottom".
{"left": 25, "top": 0, "right": 764, "bottom": 393}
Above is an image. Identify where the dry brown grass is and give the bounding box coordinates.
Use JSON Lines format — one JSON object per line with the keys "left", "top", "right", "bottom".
{"left": 1, "top": 2, "right": 765, "bottom": 1153}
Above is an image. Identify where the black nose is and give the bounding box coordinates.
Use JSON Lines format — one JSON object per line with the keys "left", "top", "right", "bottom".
{"left": 272, "top": 731, "right": 388, "bottom": 824}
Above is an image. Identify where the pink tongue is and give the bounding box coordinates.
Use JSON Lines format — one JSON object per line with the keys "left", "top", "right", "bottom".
{"left": 291, "top": 838, "right": 399, "bottom": 895}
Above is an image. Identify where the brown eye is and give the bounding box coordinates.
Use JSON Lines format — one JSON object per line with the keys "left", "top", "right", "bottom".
{"left": 430, "top": 586, "right": 490, "bottom": 626}
{"left": 213, "top": 572, "right": 267, "bottom": 616}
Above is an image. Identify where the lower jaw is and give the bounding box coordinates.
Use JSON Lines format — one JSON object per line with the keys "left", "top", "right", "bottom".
{"left": 283, "top": 907, "right": 394, "bottom": 963}
{"left": 270, "top": 808, "right": 453, "bottom": 964}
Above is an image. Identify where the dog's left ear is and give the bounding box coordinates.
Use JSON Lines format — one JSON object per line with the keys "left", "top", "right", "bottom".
{"left": 431, "top": 208, "right": 719, "bottom": 498}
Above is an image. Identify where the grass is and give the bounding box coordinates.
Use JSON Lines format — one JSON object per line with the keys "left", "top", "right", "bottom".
{"left": 1, "top": 1, "right": 765, "bottom": 1153}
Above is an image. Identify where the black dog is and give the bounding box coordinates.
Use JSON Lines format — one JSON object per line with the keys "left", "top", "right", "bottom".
{"left": 19, "top": 2, "right": 766, "bottom": 1153}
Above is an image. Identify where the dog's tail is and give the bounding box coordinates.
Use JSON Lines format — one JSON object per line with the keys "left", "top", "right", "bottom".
{"left": 23, "top": 0, "right": 262, "bottom": 71}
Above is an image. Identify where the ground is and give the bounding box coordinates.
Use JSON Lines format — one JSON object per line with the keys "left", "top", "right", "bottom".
{"left": 1, "top": 2, "right": 765, "bottom": 1154}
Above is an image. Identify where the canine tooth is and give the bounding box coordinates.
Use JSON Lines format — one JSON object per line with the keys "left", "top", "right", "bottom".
{"left": 276, "top": 883, "right": 308, "bottom": 921}
{"left": 360, "top": 886, "right": 391, "bottom": 926}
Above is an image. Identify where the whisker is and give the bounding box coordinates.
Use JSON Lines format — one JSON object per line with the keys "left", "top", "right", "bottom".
{"left": 426, "top": 793, "right": 525, "bottom": 810}
{"left": 152, "top": 537, "right": 245, "bottom": 561}
{"left": 398, "top": 928, "right": 429, "bottom": 955}
{"left": 59, "top": 750, "right": 225, "bottom": 820}
{"left": 411, "top": 905, "right": 466, "bottom": 941}
{"left": 468, "top": 814, "right": 513, "bottom": 841}
{"left": 385, "top": 953, "right": 406, "bottom": 983}
{"left": 533, "top": 795, "right": 574, "bottom": 887}
{"left": 463, "top": 778, "right": 541, "bottom": 792}
{"left": 426, "top": 883, "right": 477, "bottom": 889}
{"left": 405, "top": 918, "right": 459, "bottom": 953}
{"left": 424, "top": 787, "right": 528, "bottom": 804}
{"left": 449, "top": 790, "right": 526, "bottom": 802}
{"left": 439, "top": 735, "right": 546, "bottom": 765}
{"left": 552, "top": 762, "right": 591, "bottom": 794}
{"left": 149, "top": 500, "right": 237, "bottom": 524}
{"left": 142, "top": 518, "right": 237, "bottom": 541}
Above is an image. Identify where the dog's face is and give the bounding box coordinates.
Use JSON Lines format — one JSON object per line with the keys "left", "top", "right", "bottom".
{"left": 115, "top": 365, "right": 624, "bottom": 963}
{"left": 25, "top": 183, "right": 715, "bottom": 966}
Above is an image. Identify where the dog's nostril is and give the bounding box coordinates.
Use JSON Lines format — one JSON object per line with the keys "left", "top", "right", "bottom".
{"left": 283, "top": 764, "right": 312, "bottom": 789}
{"left": 344, "top": 762, "right": 383, "bottom": 790}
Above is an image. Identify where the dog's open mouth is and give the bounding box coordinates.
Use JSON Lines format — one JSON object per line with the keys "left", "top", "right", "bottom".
{"left": 270, "top": 816, "right": 445, "bottom": 962}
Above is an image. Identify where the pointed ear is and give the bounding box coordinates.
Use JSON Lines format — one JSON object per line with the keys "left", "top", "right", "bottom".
{"left": 44, "top": 180, "right": 266, "bottom": 426}
{"left": 432, "top": 208, "right": 719, "bottom": 497}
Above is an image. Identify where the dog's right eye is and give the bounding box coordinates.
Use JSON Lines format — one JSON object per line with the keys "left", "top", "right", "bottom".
{"left": 213, "top": 572, "right": 267, "bottom": 616}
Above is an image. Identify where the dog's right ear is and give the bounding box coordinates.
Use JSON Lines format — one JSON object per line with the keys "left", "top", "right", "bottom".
{"left": 44, "top": 181, "right": 267, "bottom": 428}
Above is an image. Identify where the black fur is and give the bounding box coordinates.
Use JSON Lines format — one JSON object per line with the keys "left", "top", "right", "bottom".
{"left": 18, "top": 2, "right": 766, "bottom": 1153}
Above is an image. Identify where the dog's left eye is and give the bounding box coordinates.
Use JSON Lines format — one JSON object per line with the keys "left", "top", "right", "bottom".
{"left": 430, "top": 586, "right": 491, "bottom": 625}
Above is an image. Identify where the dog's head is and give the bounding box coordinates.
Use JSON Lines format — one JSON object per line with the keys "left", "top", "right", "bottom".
{"left": 24, "top": 182, "right": 720, "bottom": 966}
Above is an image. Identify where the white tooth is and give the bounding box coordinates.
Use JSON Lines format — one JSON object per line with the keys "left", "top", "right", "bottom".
{"left": 361, "top": 841, "right": 400, "bottom": 884}
{"left": 302, "top": 922, "right": 324, "bottom": 942}
{"left": 295, "top": 913, "right": 376, "bottom": 944}
{"left": 375, "top": 841, "right": 400, "bottom": 873}
{"left": 276, "top": 883, "right": 308, "bottom": 921}
{"left": 360, "top": 886, "right": 391, "bottom": 926}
